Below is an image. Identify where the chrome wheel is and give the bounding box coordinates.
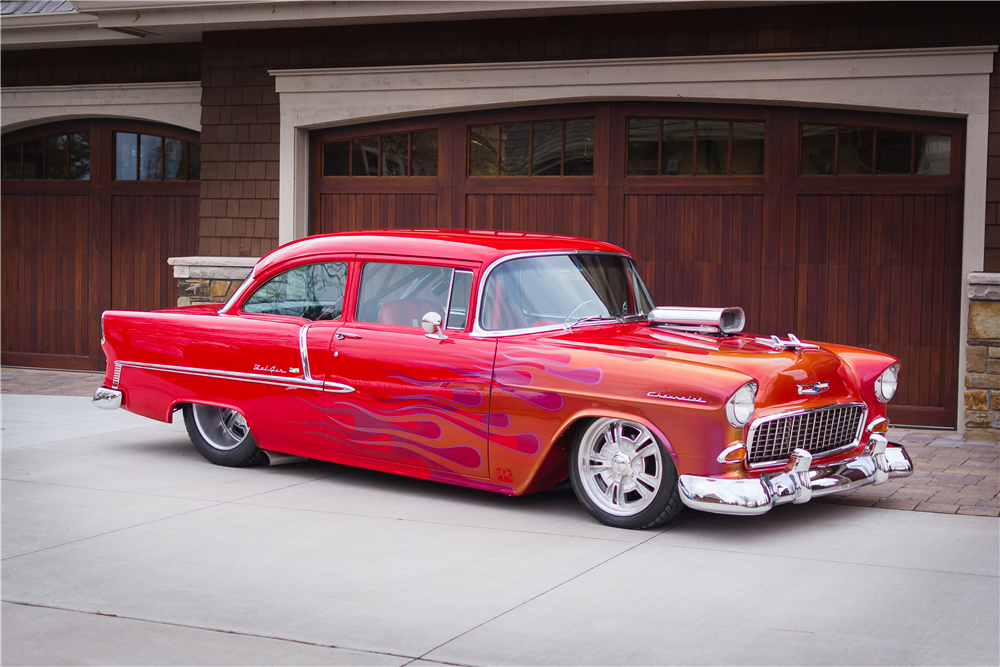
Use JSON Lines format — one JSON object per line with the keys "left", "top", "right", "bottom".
{"left": 577, "top": 418, "right": 663, "bottom": 517}
{"left": 191, "top": 404, "right": 250, "bottom": 451}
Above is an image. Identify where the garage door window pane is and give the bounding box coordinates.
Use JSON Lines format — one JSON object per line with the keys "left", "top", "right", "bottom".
{"left": 323, "top": 141, "right": 350, "bottom": 176}
{"left": 501, "top": 123, "right": 530, "bottom": 176}
{"left": 662, "top": 120, "right": 694, "bottom": 176}
{"left": 875, "top": 130, "right": 912, "bottom": 175}
{"left": 22, "top": 140, "right": 43, "bottom": 179}
{"left": 801, "top": 125, "right": 835, "bottom": 175}
{"left": 411, "top": 131, "right": 438, "bottom": 176}
{"left": 382, "top": 133, "right": 409, "bottom": 176}
{"left": 731, "top": 122, "right": 764, "bottom": 175}
{"left": 356, "top": 262, "right": 453, "bottom": 326}
{"left": 470, "top": 126, "right": 499, "bottom": 176}
{"left": 353, "top": 136, "right": 379, "bottom": 176}
{"left": 2, "top": 144, "right": 20, "bottom": 179}
{"left": 915, "top": 134, "right": 950, "bottom": 175}
{"left": 139, "top": 135, "right": 163, "bottom": 180}
{"left": 838, "top": 127, "right": 873, "bottom": 175}
{"left": 116, "top": 133, "right": 137, "bottom": 180}
{"left": 627, "top": 119, "right": 659, "bottom": 175}
{"left": 532, "top": 121, "right": 562, "bottom": 176}
{"left": 188, "top": 143, "right": 201, "bottom": 180}
{"left": 696, "top": 120, "right": 728, "bottom": 175}
{"left": 163, "top": 138, "right": 185, "bottom": 180}
{"left": 243, "top": 262, "right": 348, "bottom": 321}
{"left": 564, "top": 119, "right": 595, "bottom": 176}
{"left": 68, "top": 133, "right": 90, "bottom": 180}
{"left": 46, "top": 135, "right": 67, "bottom": 180}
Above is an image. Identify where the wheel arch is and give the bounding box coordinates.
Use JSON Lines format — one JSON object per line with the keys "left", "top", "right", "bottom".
{"left": 522, "top": 409, "right": 681, "bottom": 494}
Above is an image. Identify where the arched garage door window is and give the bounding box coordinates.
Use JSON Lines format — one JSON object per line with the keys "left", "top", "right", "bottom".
{"left": 1, "top": 119, "right": 201, "bottom": 371}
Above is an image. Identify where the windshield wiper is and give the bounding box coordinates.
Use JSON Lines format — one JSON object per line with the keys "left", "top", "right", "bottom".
{"left": 565, "top": 314, "right": 622, "bottom": 330}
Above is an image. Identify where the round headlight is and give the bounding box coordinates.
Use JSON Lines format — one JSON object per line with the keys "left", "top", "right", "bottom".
{"left": 874, "top": 363, "right": 900, "bottom": 403}
{"left": 726, "top": 381, "right": 757, "bottom": 428}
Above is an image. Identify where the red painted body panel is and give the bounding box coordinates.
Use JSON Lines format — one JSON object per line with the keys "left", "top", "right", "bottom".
{"left": 100, "top": 230, "right": 899, "bottom": 496}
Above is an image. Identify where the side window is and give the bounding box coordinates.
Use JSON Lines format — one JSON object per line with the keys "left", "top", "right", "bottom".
{"left": 356, "top": 262, "right": 462, "bottom": 328}
{"left": 242, "top": 262, "right": 348, "bottom": 321}
{"left": 447, "top": 270, "right": 474, "bottom": 329}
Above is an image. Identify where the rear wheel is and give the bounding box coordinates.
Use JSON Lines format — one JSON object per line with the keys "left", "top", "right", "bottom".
{"left": 183, "top": 403, "right": 268, "bottom": 467}
{"left": 569, "top": 418, "right": 682, "bottom": 529}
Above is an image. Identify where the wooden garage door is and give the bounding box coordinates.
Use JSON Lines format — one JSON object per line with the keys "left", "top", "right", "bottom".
{"left": 310, "top": 103, "right": 965, "bottom": 427}
{"left": 1, "top": 120, "right": 200, "bottom": 371}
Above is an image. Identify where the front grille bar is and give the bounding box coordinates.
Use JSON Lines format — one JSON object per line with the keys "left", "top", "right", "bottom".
{"left": 746, "top": 403, "right": 867, "bottom": 467}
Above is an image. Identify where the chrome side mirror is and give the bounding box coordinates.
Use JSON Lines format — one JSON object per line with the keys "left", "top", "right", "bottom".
{"left": 421, "top": 312, "right": 448, "bottom": 340}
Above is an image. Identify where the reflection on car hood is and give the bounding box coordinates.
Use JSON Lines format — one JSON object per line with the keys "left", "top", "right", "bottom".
{"left": 538, "top": 323, "right": 861, "bottom": 407}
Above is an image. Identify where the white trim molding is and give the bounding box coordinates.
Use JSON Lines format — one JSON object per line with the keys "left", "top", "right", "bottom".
{"left": 0, "top": 81, "right": 202, "bottom": 134}
{"left": 272, "top": 45, "right": 996, "bottom": 432}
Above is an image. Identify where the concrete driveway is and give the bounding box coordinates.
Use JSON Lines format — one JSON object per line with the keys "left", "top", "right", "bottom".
{"left": 2, "top": 394, "right": 998, "bottom": 666}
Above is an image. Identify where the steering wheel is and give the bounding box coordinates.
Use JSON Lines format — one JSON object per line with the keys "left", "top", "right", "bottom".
{"left": 564, "top": 299, "right": 600, "bottom": 323}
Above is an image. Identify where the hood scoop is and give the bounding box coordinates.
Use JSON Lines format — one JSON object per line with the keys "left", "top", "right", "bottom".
{"left": 648, "top": 307, "right": 745, "bottom": 335}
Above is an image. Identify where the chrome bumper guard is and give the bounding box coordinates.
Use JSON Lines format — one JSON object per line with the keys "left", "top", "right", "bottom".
{"left": 92, "top": 386, "right": 123, "bottom": 410}
{"left": 677, "top": 435, "right": 913, "bottom": 516}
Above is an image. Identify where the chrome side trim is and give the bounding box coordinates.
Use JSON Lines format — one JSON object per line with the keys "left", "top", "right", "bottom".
{"left": 299, "top": 323, "right": 313, "bottom": 381}
{"left": 92, "top": 386, "right": 123, "bottom": 410}
{"left": 112, "top": 363, "right": 122, "bottom": 389}
{"left": 745, "top": 402, "right": 868, "bottom": 468}
{"left": 678, "top": 441, "right": 914, "bottom": 516}
{"left": 113, "top": 360, "right": 355, "bottom": 393}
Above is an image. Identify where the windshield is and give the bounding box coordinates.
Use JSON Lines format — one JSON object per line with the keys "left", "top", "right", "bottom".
{"left": 480, "top": 253, "right": 654, "bottom": 332}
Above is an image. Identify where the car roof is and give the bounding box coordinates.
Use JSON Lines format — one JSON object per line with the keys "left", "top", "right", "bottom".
{"left": 254, "top": 229, "right": 629, "bottom": 276}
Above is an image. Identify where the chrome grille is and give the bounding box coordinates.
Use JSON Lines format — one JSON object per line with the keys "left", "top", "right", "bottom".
{"left": 746, "top": 403, "right": 866, "bottom": 466}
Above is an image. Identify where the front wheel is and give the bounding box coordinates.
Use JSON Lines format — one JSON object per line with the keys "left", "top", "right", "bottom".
{"left": 183, "top": 403, "right": 268, "bottom": 467}
{"left": 569, "top": 418, "right": 682, "bottom": 529}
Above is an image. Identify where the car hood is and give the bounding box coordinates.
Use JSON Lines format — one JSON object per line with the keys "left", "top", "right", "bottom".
{"left": 537, "top": 323, "right": 863, "bottom": 409}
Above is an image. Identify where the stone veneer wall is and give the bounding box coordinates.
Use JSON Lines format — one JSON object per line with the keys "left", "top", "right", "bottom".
{"left": 966, "top": 273, "right": 1000, "bottom": 440}
{"left": 168, "top": 256, "right": 259, "bottom": 306}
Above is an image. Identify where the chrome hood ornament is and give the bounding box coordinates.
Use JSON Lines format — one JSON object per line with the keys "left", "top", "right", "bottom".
{"left": 755, "top": 333, "right": 821, "bottom": 351}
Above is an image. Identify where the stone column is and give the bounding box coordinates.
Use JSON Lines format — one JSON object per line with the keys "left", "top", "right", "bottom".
{"left": 965, "top": 273, "right": 1000, "bottom": 440}
{"left": 168, "top": 257, "right": 259, "bottom": 306}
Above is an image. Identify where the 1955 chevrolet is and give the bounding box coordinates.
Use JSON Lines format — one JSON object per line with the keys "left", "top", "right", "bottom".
{"left": 94, "top": 229, "right": 912, "bottom": 529}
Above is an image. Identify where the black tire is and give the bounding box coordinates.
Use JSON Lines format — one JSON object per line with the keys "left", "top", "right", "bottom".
{"left": 569, "top": 418, "right": 683, "bottom": 529}
{"left": 182, "top": 403, "right": 268, "bottom": 467}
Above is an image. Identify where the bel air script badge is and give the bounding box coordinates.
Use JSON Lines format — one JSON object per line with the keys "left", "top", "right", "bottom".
{"left": 253, "top": 364, "right": 286, "bottom": 374}
{"left": 647, "top": 391, "right": 707, "bottom": 404}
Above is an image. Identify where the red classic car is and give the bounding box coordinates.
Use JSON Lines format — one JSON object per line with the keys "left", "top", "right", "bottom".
{"left": 94, "top": 230, "right": 912, "bottom": 529}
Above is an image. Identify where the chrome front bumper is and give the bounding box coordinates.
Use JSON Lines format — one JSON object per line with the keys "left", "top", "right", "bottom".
{"left": 677, "top": 435, "right": 913, "bottom": 516}
{"left": 92, "top": 386, "right": 123, "bottom": 410}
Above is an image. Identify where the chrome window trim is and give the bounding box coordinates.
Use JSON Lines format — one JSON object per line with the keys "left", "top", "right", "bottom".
{"left": 745, "top": 402, "right": 868, "bottom": 469}
{"left": 470, "top": 250, "right": 639, "bottom": 338}
{"left": 218, "top": 271, "right": 257, "bottom": 315}
{"left": 446, "top": 268, "right": 474, "bottom": 330}
{"left": 113, "top": 360, "right": 354, "bottom": 393}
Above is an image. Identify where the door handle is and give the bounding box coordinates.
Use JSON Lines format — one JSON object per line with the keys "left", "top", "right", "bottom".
{"left": 335, "top": 332, "right": 362, "bottom": 340}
